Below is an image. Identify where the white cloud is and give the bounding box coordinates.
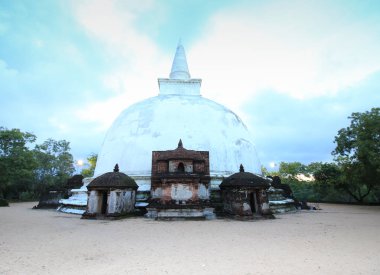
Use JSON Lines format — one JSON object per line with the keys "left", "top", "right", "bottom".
{"left": 72, "top": 0, "right": 164, "bottom": 72}
{"left": 70, "top": 0, "right": 380, "bottom": 133}
{"left": 48, "top": 117, "right": 70, "bottom": 133}
{"left": 189, "top": 0, "right": 380, "bottom": 112}
{"left": 71, "top": 0, "right": 170, "bottom": 130}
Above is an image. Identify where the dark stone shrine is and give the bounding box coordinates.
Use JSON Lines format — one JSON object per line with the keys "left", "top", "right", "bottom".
{"left": 82, "top": 164, "right": 138, "bottom": 219}
{"left": 146, "top": 140, "right": 215, "bottom": 219}
{"left": 220, "top": 164, "right": 272, "bottom": 219}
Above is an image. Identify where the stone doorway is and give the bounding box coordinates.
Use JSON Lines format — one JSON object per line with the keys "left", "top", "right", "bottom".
{"left": 177, "top": 162, "right": 185, "bottom": 172}
{"left": 249, "top": 191, "right": 258, "bottom": 214}
{"left": 101, "top": 192, "right": 108, "bottom": 214}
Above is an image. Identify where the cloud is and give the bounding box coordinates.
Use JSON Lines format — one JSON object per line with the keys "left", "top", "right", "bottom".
{"left": 70, "top": 0, "right": 170, "bottom": 130}
{"left": 0, "top": 2, "right": 113, "bottom": 158}
{"left": 243, "top": 70, "right": 380, "bottom": 167}
{"left": 2, "top": 0, "right": 379, "bottom": 165}
{"left": 68, "top": 0, "right": 380, "bottom": 162}
{"left": 0, "top": 1, "right": 171, "bottom": 161}
{"left": 189, "top": 0, "right": 380, "bottom": 112}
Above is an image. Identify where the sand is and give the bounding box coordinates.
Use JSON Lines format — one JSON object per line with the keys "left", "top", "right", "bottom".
{"left": 1, "top": 203, "right": 379, "bottom": 275}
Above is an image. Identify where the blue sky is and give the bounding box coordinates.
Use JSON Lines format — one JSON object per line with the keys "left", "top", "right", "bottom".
{"left": 1, "top": 0, "right": 380, "bottom": 170}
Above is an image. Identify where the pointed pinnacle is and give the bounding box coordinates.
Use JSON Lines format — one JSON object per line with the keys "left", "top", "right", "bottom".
{"left": 169, "top": 41, "right": 190, "bottom": 80}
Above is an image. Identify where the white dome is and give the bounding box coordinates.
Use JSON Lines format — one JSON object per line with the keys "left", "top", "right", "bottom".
{"left": 94, "top": 94, "right": 261, "bottom": 177}
{"left": 94, "top": 42, "right": 261, "bottom": 188}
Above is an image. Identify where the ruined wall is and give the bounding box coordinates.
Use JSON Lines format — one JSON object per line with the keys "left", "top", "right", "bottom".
{"left": 170, "top": 183, "right": 193, "bottom": 201}
{"left": 87, "top": 190, "right": 102, "bottom": 214}
{"left": 198, "top": 183, "right": 209, "bottom": 200}
{"left": 152, "top": 182, "right": 210, "bottom": 203}
{"left": 108, "top": 189, "right": 136, "bottom": 215}
{"left": 151, "top": 149, "right": 210, "bottom": 175}
{"left": 222, "top": 188, "right": 269, "bottom": 216}
{"left": 168, "top": 160, "right": 193, "bottom": 173}
{"left": 258, "top": 189, "right": 271, "bottom": 215}
{"left": 148, "top": 143, "right": 214, "bottom": 221}
{"left": 222, "top": 189, "right": 252, "bottom": 216}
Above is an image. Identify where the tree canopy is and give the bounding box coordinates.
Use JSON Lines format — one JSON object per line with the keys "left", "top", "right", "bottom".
{"left": 81, "top": 153, "right": 97, "bottom": 178}
{"left": 0, "top": 128, "right": 37, "bottom": 199}
{"left": 0, "top": 127, "right": 75, "bottom": 200}
{"left": 34, "top": 139, "right": 75, "bottom": 193}
{"left": 331, "top": 108, "right": 380, "bottom": 202}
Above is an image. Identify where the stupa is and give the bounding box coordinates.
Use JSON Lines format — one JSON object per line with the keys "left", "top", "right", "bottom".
{"left": 59, "top": 42, "right": 262, "bottom": 214}
{"left": 95, "top": 42, "right": 261, "bottom": 192}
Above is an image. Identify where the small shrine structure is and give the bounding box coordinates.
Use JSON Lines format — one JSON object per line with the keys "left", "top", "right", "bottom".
{"left": 82, "top": 164, "right": 138, "bottom": 219}
{"left": 146, "top": 140, "right": 215, "bottom": 219}
{"left": 219, "top": 164, "right": 272, "bottom": 219}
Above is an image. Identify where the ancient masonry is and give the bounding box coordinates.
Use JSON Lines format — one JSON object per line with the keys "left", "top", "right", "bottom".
{"left": 59, "top": 42, "right": 296, "bottom": 217}
{"left": 82, "top": 164, "right": 138, "bottom": 219}
{"left": 146, "top": 140, "right": 215, "bottom": 219}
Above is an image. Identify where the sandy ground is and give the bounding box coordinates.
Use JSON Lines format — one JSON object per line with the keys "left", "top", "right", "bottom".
{"left": 0, "top": 203, "right": 379, "bottom": 275}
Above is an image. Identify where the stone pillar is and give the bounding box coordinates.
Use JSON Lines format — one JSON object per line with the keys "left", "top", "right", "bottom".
{"left": 87, "top": 190, "right": 101, "bottom": 214}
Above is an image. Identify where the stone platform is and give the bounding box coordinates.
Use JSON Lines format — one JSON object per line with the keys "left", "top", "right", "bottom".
{"left": 57, "top": 178, "right": 93, "bottom": 215}
{"left": 267, "top": 187, "right": 296, "bottom": 213}
{"left": 146, "top": 204, "right": 215, "bottom": 220}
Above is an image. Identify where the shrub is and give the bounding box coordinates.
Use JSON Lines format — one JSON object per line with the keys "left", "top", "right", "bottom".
{"left": 0, "top": 198, "right": 9, "bottom": 207}
{"left": 19, "top": 191, "right": 37, "bottom": 201}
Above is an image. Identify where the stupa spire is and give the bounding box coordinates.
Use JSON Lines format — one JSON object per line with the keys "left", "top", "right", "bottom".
{"left": 169, "top": 40, "right": 190, "bottom": 80}
{"left": 158, "top": 41, "right": 201, "bottom": 96}
{"left": 239, "top": 164, "right": 245, "bottom": 173}
{"left": 178, "top": 139, "right": 183, "bottom": 148}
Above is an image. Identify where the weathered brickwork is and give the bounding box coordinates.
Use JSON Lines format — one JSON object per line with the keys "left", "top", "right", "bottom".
{"left": 146, "top": 140, "right": 215, "bottom": 219}
{"left": 220, "top": 165, "right": 272, "bottom": 219}
{"left": 82, "top": 165, "right": 138, "bottom": 219}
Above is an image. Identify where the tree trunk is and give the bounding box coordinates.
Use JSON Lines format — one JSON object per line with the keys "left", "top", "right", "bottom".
{"left": 345, "top": 185, "right": 372, "bottom": 203}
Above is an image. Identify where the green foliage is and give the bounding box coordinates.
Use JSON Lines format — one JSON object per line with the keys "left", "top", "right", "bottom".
{"left": 81, "top": 153, "right": 97, "bottom": 178}
{"left": 0, "top": 198, "right": 9, "bottom": 206}
{"left": 332, "top": 108, "right": 380, "bottom": 202}
{"left": 263, "top": 161, "right": 364, "bottom": 203}
{"left": 279, "top": 161, "right": 307, "bottom": 176}
{"left": 305, "top": 162, "right": 323, "bottom": 175}
{"left": 284, "top": 178, "right": 315, "bottom": 201}
{"left": 283, "top": 176, "right": 352, "bottom": 203}
{"left": 0, "top": 127, "right": 75, "bottom": 200}
{"left": 263, "top": 107, "right": 380, "bottom": 204}
{"left": 34, "top": 139, "right": 75, "bottom": 193}
{"left": 261, "top": 165, "right": 269, "bottom": 176}
{"left": 0, "top": 128, "right": 37, "bottom": 199}
{"left": 19, "top": 191, "right": 37, "bottom": 201}
{"left": 314, "top": 163, "right": 341, "bottom": 200}
{"left": 263, "top": 162, "right": 322, "bottom": 178}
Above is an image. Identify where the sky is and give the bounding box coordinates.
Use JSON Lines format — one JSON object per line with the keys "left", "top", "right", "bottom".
{"left": 1, "top": 0, "right": 380, "bottom": 171}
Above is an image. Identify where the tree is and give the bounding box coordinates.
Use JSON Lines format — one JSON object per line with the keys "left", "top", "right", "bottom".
{"left": 81, "top": 153, "right": 97, "bottom": 178}
{"left": 305, "top": 162, "right": 323, "bottom": 175}
{"left": 34, "top": 139, "right": 75, "bottom": 193}
{"left": 278, "top": 162, "right": 307, "bottom": 177}
{"left": 0, "top": 127, "right": 76, "bottom": 199}
{"left": 313, "top": 162, "right": 341, "bottom": 201}
{"left": 0, "top": 128, "right": 37, "bottom": 199}
{"left": 332, "top": 108, "right": 380, "bottom": 202}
